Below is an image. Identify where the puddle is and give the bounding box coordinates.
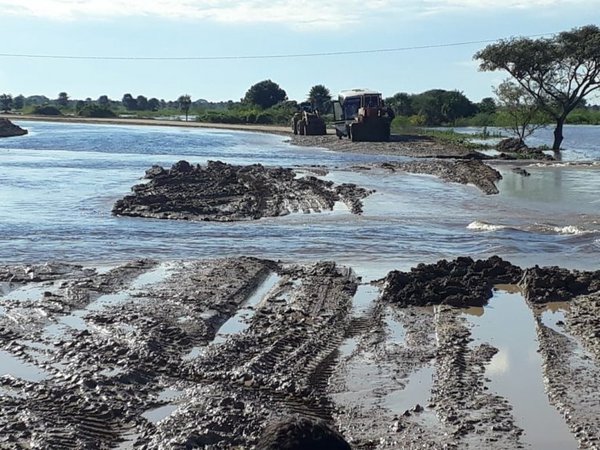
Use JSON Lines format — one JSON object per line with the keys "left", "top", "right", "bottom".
{"left": 42, "top": 313, "right": 90, "bottom": 339}
{"left": 93, "top": 264, "right": 118, "bottom": 275}
{"left": 142, "top": 404, "right": 178, "bottom": 424}
{"left": 352, "top": 284, "right": 380, "bottom": 316}
{"left": 85, "top": 292, "right": 131, "bottom": 312}
{"left": 100, "top": 367, "right": 125, "bottom": 377}
{"left": 464, "top": 289, "right": 577, "bottom": 450}
{"left": 157, "top": 387, "right": 184, "bottom": 402}
{"left": 213, "top": 272, "right": 281, "bottom": 345}
{"left": 339, "top": 337, "right": 358, "bottom": 358}
{"left": 129, "top": 262, "right": 174, "bottom": 290}
{"left": 2, "top": 283, "right": 52, "bottom": 302}
{"left": 0, "top": 349, "right": 49, "bottom": 382}
{"left": 382, "top": 364, "right": 434, "bottom": 414}
{"left": 385, "top": 314, "right": 406, "bottom": 344}
{"left": 115, "top": 431, "right": 141, "bottom": 449}
{"left": 0, "top": 282, "right": 14, "bottom": 295}
{"left": 540, "top": 302, "right": 569, "bottom": 334}
{"left": 183, "top": 346, "right": 205, "bottom": 361}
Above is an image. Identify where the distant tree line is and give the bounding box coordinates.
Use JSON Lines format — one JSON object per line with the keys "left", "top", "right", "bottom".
{"left": 2, "top": 23, "right": 600, "bottom": 146}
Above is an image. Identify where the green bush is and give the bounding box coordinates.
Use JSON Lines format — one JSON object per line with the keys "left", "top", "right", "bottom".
{"left": 255, "top": 112, "right": 273, "bottom": 124}
{"left": 78, "top": 104, "right": 117, "bottom": 118}
{"left": 32, "top": 105, "right": 62, "bottom": 116}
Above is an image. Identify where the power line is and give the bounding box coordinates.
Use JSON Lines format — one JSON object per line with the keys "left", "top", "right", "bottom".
{"left": 0, "top": 32, "right": 557, "bottom": 61}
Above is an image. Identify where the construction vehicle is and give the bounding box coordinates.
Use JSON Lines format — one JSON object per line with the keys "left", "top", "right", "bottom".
{"left": 291, "top": 102, "right": 327, "bottom": 136}
{"left": 331, "top": 89, "right": 394, "bottom": 142}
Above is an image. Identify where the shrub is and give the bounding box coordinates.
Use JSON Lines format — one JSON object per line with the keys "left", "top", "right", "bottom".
{"left": 78, "top": 104, "right": 117, "bottom": 118}
{"left": 32, "top": 105, "right": 62, "bottom": 116}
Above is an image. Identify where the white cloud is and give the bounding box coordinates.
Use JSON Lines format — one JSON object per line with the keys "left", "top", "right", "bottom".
{"left": 0, "top": 0, "right": 590, "bottom": 27}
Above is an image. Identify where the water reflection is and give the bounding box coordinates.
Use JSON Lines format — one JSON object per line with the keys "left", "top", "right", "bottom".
{"left": 464, "top": 289, "right": 576, "bottom": 450}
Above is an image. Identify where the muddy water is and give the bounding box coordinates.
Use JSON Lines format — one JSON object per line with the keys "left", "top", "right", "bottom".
{"left": 464, "top": 289, "right": 577, "bottom": 449}
{"left": 0, "top": 121, "right": 598, "bottom": 270}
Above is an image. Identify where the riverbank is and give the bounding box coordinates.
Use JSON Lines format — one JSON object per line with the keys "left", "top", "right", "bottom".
{"left": 1, "top": 113, "right": 291, "bottom": 134}
{"left": 4, "top": 114, "right": 480, "bottom": 159}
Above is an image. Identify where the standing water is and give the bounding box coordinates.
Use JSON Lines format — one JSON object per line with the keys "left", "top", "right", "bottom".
{"left": 464, "top": 289, "right": 577, "bottom": 449}
{"left": 1, "top": 121, "right": 599, "bottom": 270}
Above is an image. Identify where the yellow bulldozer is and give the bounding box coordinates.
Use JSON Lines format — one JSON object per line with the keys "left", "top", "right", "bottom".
{"left": 332, "top": 89, "right": 395, "bottom": 142}
{"left": 291, "top": 102, "right": 327, "bottom": 136}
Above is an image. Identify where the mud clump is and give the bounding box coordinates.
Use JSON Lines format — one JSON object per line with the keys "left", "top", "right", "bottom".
{"left": 381, "top": 256, "right": 523, "bottom": 307}
{"left": 256, "top": 416, "right": 351, "bottom": 450}
{"left": 113, "top": 160, "right": 372, "bottom": 221}
{"left": 0, "top": 118, "right": 27, "bottom": 138}
{"left": 379, "top": 159, "right": 502, "bottom": 194}
{"left": 519, "top": 265, "right": 600, "bottom": 303}
{"left": 497, "top": 137, "right": 554, "bottom": 160}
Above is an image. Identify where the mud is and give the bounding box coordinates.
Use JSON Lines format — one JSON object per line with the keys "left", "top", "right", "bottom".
{"left": 532, "top": 294, "right": 600, "bottom": 449}
{"left": 1, "top": 257, "right": 599, "bottom": 448}
{"left": 113, "top": 160, "right": 373, "bottom": 221}
{"left": 0, "top": 118, "right": 28, "bottom": 138}
{"left": 381, "top": 257, "right": 600, "bottom": 308}
{"left": 290, "top": 134, "right": 483, "bottom": 159}
{"left": 519, "top": 265, "right": 600, "bottom": 304}
{"left": 374, "top": 160, "right": 503, "bottom": 195}
{"left": 380, "top": 256, "right": 523, "bottom": 307}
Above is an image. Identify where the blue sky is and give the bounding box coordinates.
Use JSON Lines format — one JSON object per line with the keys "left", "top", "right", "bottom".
{"left": 0, "top": 0, "right": 598, "bottom": 103}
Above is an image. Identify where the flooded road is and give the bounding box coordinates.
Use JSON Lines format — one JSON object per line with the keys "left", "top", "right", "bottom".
{"left": 1, "top": 121, "right": 599, "bottom": 448}
{"left": 0, "top": 121, "right": 598, "bottom": 270}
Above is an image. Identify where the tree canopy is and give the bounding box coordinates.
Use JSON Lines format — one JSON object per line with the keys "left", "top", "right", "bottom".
{"left": 57, "top": 92, "right": 69, "bottom": 108}
{"left": 122, "top": 93, "right": 137, "bottom": 111}
{"left": 307, "top": 85, "right": 331, "bottom": 113}
{"left": 178, "top": 95, "right": 192, "bottom": 121}
{"left": 475, "top": 25, "right": 600, "bottom": 150}
{"left": 244, "top": 80, "right": 287, "bottom": 109}
{"left": 0, "top": 94, "right": 13, "bottom": 113}
{"left": 385, "top": 90, "right": 476, "bottom": 125}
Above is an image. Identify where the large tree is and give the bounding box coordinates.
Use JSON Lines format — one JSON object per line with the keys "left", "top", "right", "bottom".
{"left": 244, "top": 80, "right": 287, "bottom": 109}
{"left": 475, "top": 25, "right": 600, "bottom": 151}
{"left": 0, "top": 94, "right": 13, "bottom": 113}
{"left": 97, "top": 95, "right": 110, "bottom": 108}
{"left": 122, "top": 93, "right": 138, "bottom": 111}
{"left": 178, "top": 95, "right": 192, "bottom": 121}
{"left": 57, "top": 92, "right": 69, "bottom": 108}
{"left": 307, "top": 85, "right": 331, "bottom": 113}
{"left": 148, "top": 97, "right": 160, "bottom": 111}
{"left": 136, "top": 95, "right": 149, "bottom": 111}
{"left": 386, "top": 92, "right": 414, "bottom": 116}
{"left": 410, "top": 89, "right": 475, "bottom": 125}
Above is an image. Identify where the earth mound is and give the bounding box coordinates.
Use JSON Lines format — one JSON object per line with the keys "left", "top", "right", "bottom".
{"left": 113, "top": 160, "right": 373, "bottom": 221}
{"left": 0, "top": 118, "right": 28, "bottom": 137}
{"left": 381, "top": 256, "right": 523, "bottom": 307}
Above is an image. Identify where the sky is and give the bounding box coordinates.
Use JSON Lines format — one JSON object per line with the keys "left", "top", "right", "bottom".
{"left": 0, "top": 0, "right": 598, "bottom": 103}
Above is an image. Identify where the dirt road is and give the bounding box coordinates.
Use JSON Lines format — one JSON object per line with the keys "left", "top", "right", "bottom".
{"left": 1, "top": 258, "right": 598, "bottom": 448}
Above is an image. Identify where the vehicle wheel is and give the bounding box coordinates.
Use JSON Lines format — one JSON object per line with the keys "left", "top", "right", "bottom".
{"left": 336, "top": 129, "right": 343, "bottom": 139}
